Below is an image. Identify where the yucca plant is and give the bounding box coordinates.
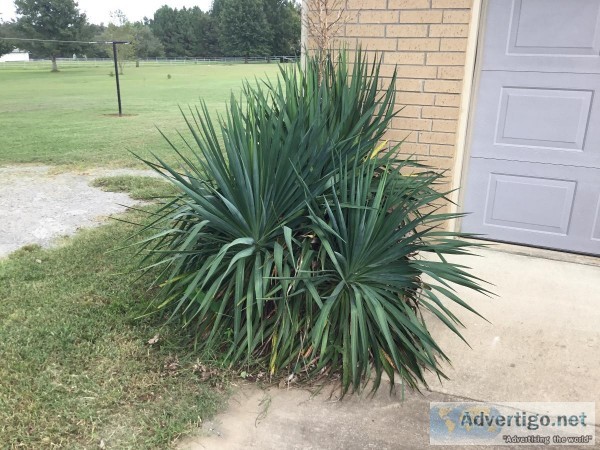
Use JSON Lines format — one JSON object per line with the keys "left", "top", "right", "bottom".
{"left": 299, "top": 152, "right": 487, "bottom": 392}
{"left": 135, "top": 49, "right": 489, "bottom": 394}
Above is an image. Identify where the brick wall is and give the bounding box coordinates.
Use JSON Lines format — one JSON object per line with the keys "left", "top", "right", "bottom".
{"left": 307, "top": 0, "right": 474, "bottom": 187}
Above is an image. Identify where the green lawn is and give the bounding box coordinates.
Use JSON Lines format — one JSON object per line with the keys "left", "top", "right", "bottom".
{"left": 0, "top": 62, "right": 280, "bottom": 168}
{"left": 0, "top": 179, "right": 229, "bottom": 449}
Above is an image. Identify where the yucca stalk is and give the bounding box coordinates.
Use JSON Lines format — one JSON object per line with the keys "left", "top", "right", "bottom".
{"left": 135, "top": 48, "right": 488, "bottom": 394}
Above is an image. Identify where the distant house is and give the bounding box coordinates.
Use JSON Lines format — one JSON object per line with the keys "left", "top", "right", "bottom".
{"left": 0, "top": 49, "right": 30, "bottom": 62}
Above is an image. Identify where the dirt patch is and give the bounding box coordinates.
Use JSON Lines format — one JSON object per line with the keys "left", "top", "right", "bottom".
{"left": 0, "top": 165, "right": 156, "bottom": 258}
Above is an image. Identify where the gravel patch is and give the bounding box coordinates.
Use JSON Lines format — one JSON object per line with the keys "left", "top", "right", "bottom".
{"left": 0, "top": 165, "right": 158, "bottom": 258}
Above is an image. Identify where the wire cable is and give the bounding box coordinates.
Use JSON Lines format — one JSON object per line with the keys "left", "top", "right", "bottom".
{"left": 0, "top": 37, "right": 128, "bottom": 44}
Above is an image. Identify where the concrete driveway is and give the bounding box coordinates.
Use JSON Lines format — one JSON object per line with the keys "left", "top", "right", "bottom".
{"left": 179, "top": 245, "right": 600, "bottom": 449}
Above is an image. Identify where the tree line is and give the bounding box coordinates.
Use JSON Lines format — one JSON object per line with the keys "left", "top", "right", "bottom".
{"left": 0, "top": 0, "right": 301, "bottom": 70}
{"left": 146, "top": 0, "right": 301, "bottom": 59}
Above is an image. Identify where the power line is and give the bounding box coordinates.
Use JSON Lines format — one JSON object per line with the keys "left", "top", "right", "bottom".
{"left": 0, "top": 37, "right": 129, "bottom": 44}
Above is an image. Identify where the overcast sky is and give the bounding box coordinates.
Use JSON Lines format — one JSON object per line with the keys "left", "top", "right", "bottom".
{"left": 0, "top": 0, "right": 213, "bottom": 25}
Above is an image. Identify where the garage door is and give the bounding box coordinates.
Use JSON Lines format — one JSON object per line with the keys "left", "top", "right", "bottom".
{"left": 461, "top": 0, "right": 600, "bottom": 256}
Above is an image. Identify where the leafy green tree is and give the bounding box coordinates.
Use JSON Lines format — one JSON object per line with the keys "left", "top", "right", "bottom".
{"left": 132, "top": 24, "right": 165, "bottom": 59}
{"left": 210, "top": 0, "right": 226, "bottom": 18}
{"left": 0, "top": 39, "right": 13, "bottom": 57}
{"left": 102, "top": 22, "right": 135, "bottom": 74}
{"left": 150, "top": 6, "right": 216, "bottom": 57}
{"left": 0, "top": 21, "right": 16, "bottom": 56}
{"left": 102, "top": 17, "right": 165, "bottom": 71}
{"left": 177, "top": 7, "right": 203, "bottom": 57}
{"left": 218, "top": 0, "right": 272, "bottom": 61}
{"left": 189, "top": 6, "right": 219, "bottom": 57}
{"left": 150, "top": 6, "right": 186, "bottom": 56}
{"left": 197, "top": 11, "right": 221, "bottom": 57}
{"left": 81, "top": 22, "right": 106, "bottom": 58}
{"left": 263, "top": 0, "right": 301, "bottom": 56}
{"left": 146, "top": 0, "right": 299, "bottom": 58}
{"left": 14, "top": 0, "right": 91, "bottom": 71}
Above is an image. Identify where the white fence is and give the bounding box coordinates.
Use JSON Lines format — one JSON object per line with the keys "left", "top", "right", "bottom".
{"left": 0, "top": 55, "right": 298, "bottom": 70}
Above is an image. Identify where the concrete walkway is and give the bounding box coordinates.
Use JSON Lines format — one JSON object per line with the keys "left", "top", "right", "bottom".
{"left": 180, "top": 246, "right": 600, "bottom": 449}
{"left": 425, "top": 245, "right": 600, "bottom": 409}
{"left": 180, "top": 384, "right": 485, "bottom": 450}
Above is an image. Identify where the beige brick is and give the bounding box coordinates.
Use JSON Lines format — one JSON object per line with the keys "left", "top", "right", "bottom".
{"left": 422, "top": 106, "right": 459, "bottom": 119}
{"left": 397, "top": 38, "right": 440, "bottom": 51}
{"left": 437, "top": 66, "right": 464, "bottom": 79}
{"left": 388, "top": 0, "right": 430, "bottom": 8}
{"left": 428, "top": 202, "right": 451, "bottom": 216}
{"left": 386, "top": 128, "right": 417, "bottom": 142}
{"left": 356, "top": 37, "right": 398, "bottom": 51}
{"left": 393, "top": 117, "right": 432, "bottom": 131}
{"left": 429, "top": 144, "right": 456, "bottom": 157}
{"left": 435, "top": 94, "right": 461, "bottom": 107}
{"left": 432, "top": 0, "right": 472, "bottom": 8}
{"left": 378, "top": 65, "right": 398, "bottom": 79}
{"left": 443, "top": 10, "right": 471, "bottom": 23}
{"left": 432, "top": 119, "right": 458, "bottom": 132}
{"left": 360, "top": 10, "right": 399, "bottom": 23}
{"left": 419, "top": 131, "right": 456, "bottom": 145}
{"left": 400, "top": 11, "right": 443, "bottom": 24}
{"left": 396, "top": 92, "right": 435, "bottom": 106}
{"left": 440, "top": 38, "right": 468, "bottom": 51}
{"left": 396, "top": 65, "right": 438, "bottom": 79}
{"left": 396, "top": 105, "right": 423, "bottom": 118}
{"left": 318, "top": 37, "right": 356, "bottom": 50}
{"left": 426, "top": 52, "right": 465, "bottom": 66}
{"left": 424, "top": 79, "right": 462, "bottom": 93}
{"left": 386, "top": 24, "right": 428, "bottom": 37}
{"left": 384, "top": 52, "right": 426, "bottom": 65}
{"left": 423, "top": 156, "right": 454, "bottom": 171}
{"left": 429, "top": 24, "right": 469, "bottom": 37}
{"left": 379, "top": 77, "right": 395, "bottom": 89}
{"left": 403, "top": 130, "right": 420, "bottom": 143}
{"left": 396, "top": 142, "right": 430, "bottom": 155}
{"left": 396, "top": 79, "right": 425, "bottom": 92}
{"left": 342, "top": 10, "right": 360, "bottom": 24}
{"left": 347, "top": 0, "right": 387, "bottom": 9}
{"left": 345, "top": 24, "right": 386, "bottom": 37}
{"left": 433, "top": 183, "right": 452, "bottom": 193}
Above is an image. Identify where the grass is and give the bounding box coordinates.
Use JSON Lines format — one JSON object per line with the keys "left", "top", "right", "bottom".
{"left": 0, "top": 62, "right": 280, "bottom": 168}
{"left": 91, "top": 175, "right": 179, "bottom": 200}
{"left": 0, "top": 179, "right": 230, "bottom": 449}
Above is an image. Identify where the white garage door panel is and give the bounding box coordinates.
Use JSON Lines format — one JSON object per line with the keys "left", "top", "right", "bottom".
{"left": 483, "top": 0, "right": 600, "bottom": 72}
{"left": 470, "top": 72, "right": 600, "bottom": 168}
{"left": 462, "top": 0, "right": 600, "bottom": 256}
{"left": 463, "top": 159, "right": 600, "bottom": 254}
